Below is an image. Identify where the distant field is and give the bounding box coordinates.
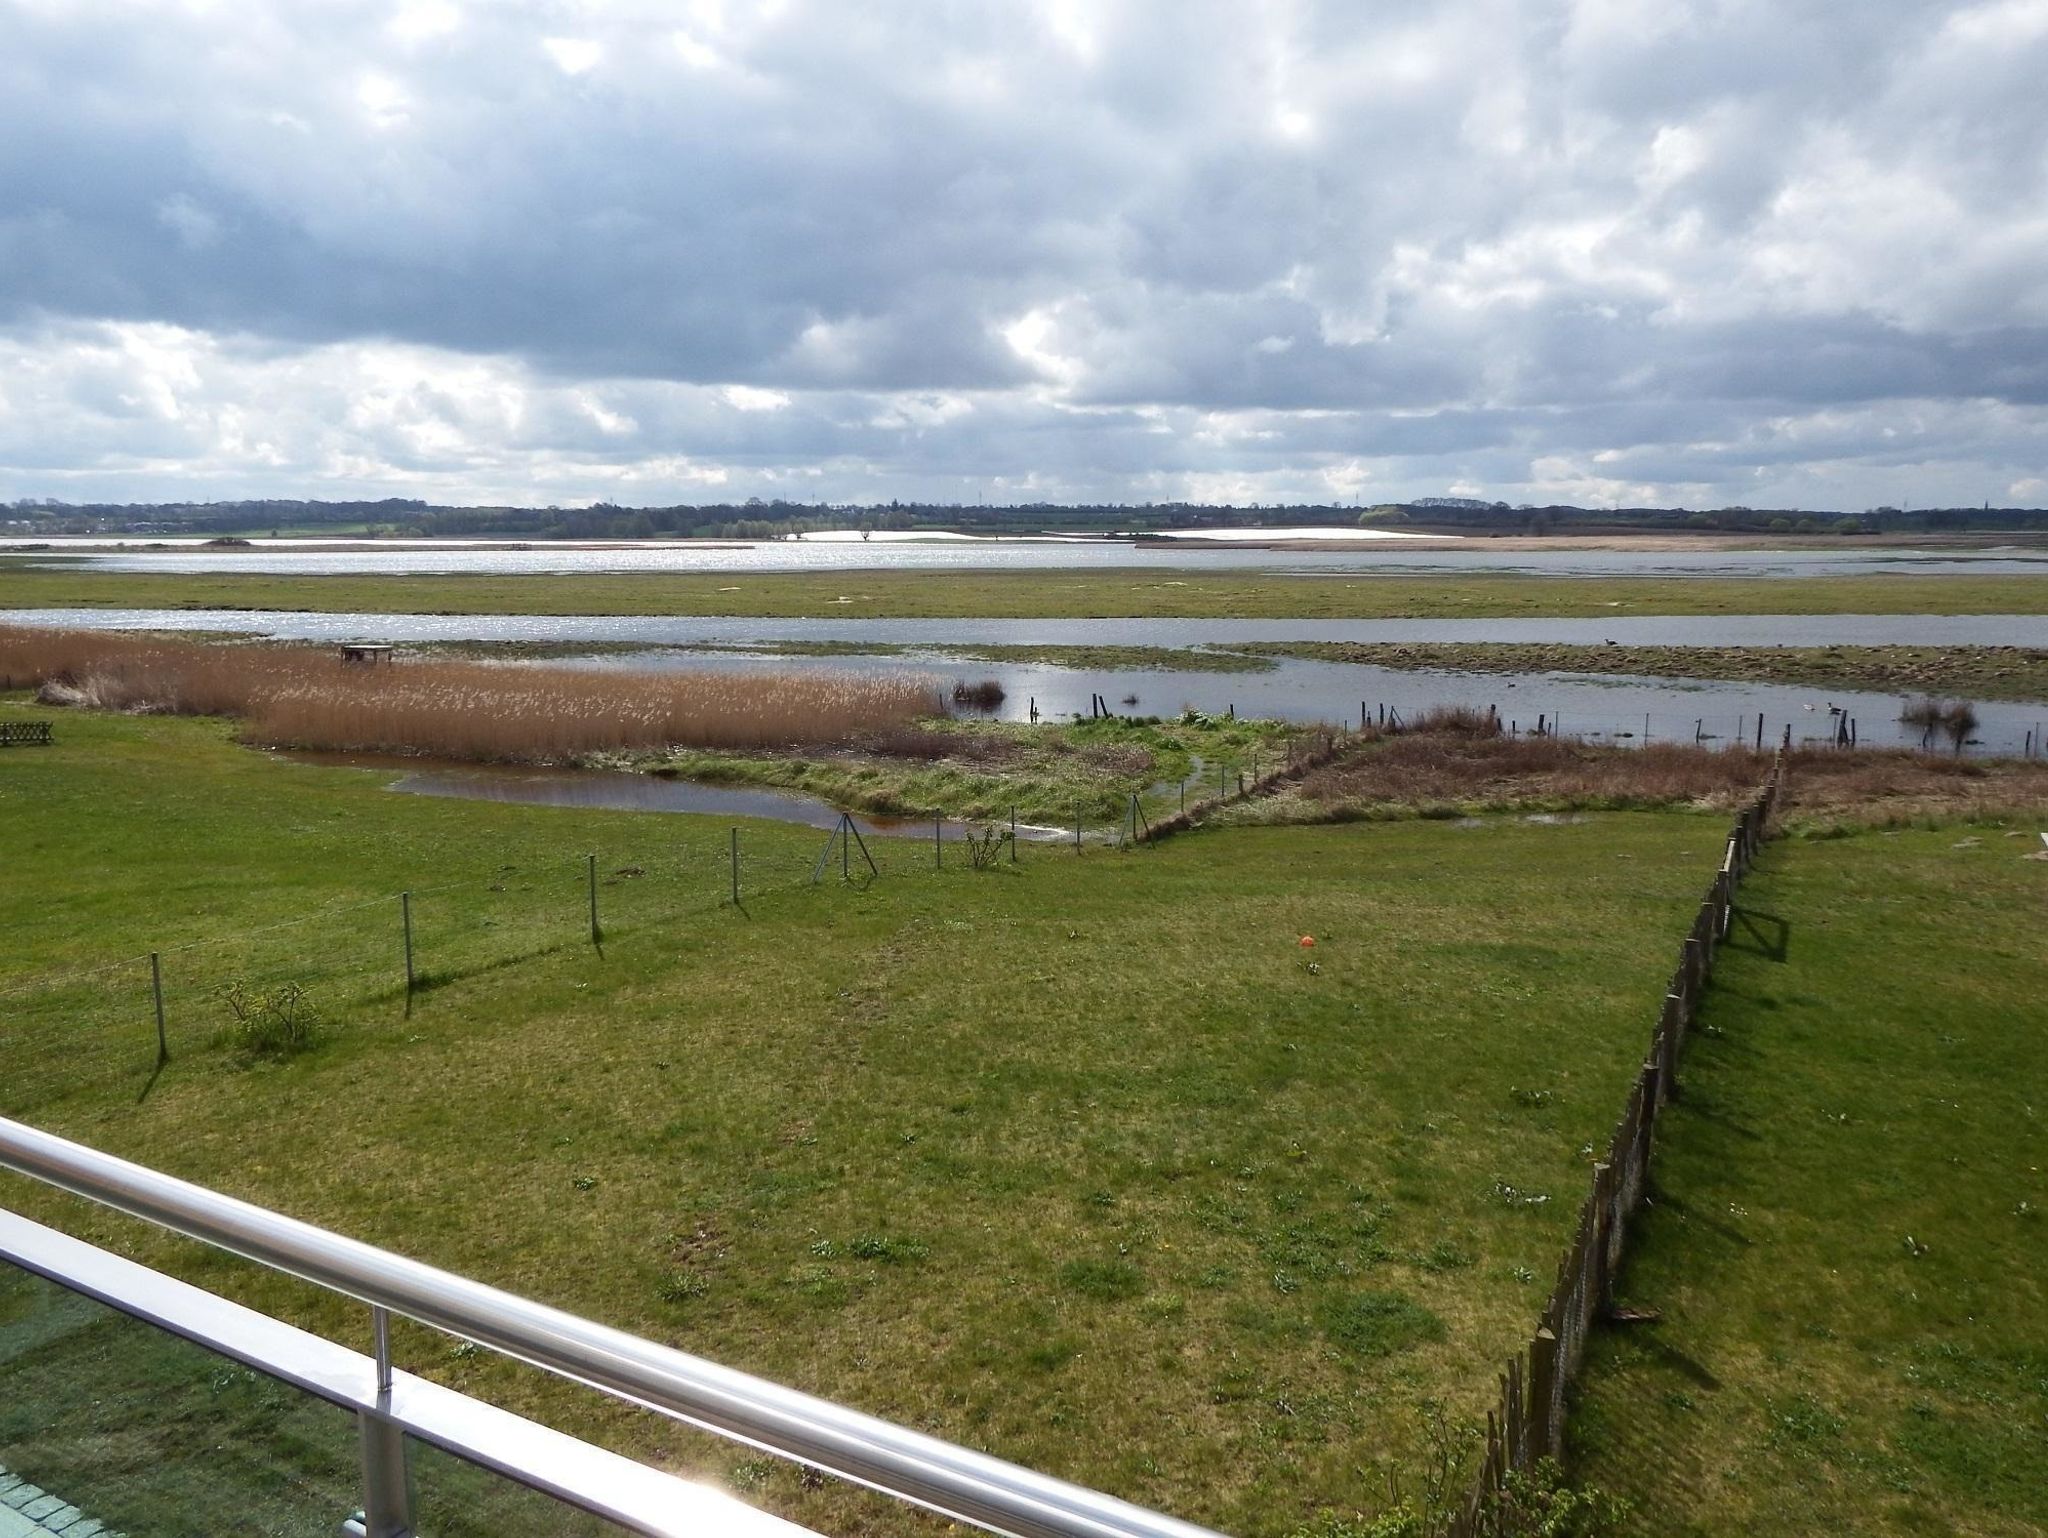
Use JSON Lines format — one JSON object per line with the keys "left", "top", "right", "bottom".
{"left": 0, "top": 701, "right": 1722, "bottom": 1536}
{"left": 3, "top": 562, "right": 2047, "bottom": 618}
{"left": 1568, "top": 829, "right": 2048, "bottom": 1536}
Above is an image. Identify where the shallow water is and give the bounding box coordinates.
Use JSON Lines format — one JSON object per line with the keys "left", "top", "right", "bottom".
{"left": 555, "top": 646, "right": 2045, "bottom": 756}
{"left": 282, "top": 752, "right": 1078, "bottom": 841}
{"left": 13, "top": 608, "right": 2045, "bottom": 754}
{"left": 8, "top": 539, "right": 2048, "bottom": 577}
{"left": 9, "top": 605, "right": 2045, "bottom": 648}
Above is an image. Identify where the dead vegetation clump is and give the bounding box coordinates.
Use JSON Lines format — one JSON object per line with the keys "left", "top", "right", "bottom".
{"left": 1399, "top": 703, "right": 1504, "bottom": 737}
{"left": 1, "top": 626, "right": 942, "bottom": 760}
{"left": 1261, "top": 730, "right": 2048, "bottom": 830}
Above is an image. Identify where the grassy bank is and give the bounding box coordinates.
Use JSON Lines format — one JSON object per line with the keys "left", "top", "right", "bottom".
{"left": 4, "top": 562, "right": 2047, "bottom": 618}
{"left": 1566, "top": 829, "right": 2048, "bottom": 1537}
{"left": 0, "top": 701, "right": 1722, "bottom": 1537}
{"left": 1242, "top": 641, "right": 2048, "bottom": 705}
{"left": 641, "top": 714, "right": 1296, "bottom": 825}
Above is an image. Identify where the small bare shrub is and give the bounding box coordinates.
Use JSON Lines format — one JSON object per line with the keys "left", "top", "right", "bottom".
{"left": 963, "top": 824, "right": 1012, "bottom": 869}
{"left": 216, "top": 980, "right": 320, "bottom": 1057}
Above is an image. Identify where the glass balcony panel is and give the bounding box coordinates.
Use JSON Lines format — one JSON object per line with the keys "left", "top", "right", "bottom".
{"left": 0, "top": 1257, "right": 360, "bottom": 1538}
{"left": 406, "top": 1433, "right": 639, "bottom": 1537}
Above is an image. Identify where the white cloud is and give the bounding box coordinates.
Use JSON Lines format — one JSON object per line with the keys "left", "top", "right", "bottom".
{"left": 0, "top": 0, "right": 2042, "bottom": 506}
{"left": 542, "top": 36, "right": 603, "bottom": 75}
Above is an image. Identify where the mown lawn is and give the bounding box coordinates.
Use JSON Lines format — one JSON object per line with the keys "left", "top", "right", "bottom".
{"left": 1, "top": 701, "right": 1729, "bottom": 1536}
{"left": 3, "top": 561, "right": 2045, "bottom": 619}
{"left": 1568, "top": 828, "right": 2048, "bottom": 1536}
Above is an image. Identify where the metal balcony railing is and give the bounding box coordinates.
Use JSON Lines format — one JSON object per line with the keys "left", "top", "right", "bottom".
{"left": 0, "top": 1114, "right": 1224, "bottom": 1538}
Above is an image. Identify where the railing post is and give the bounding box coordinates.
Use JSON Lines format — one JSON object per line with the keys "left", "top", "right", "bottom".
{"left": 358, "top": 1304, "right": 414, "bottom": 1537}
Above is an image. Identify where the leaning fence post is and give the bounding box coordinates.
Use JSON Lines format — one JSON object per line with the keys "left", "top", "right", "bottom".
{"left": 1010, "top": 805, "right": 1018, "bottom": 861}
{"left": 934, "top": 815, "right": 943, "bottom": 871}
{"left": 150, "top": 951, "right": 169, "bottom": 1067}
{"left": 1074, "top": 804, "right": 1082, "bottom": 851}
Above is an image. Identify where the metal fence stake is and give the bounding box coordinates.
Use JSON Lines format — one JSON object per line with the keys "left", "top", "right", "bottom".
{"left": 150, "top": 952, "right": 168, "bottom": 1067}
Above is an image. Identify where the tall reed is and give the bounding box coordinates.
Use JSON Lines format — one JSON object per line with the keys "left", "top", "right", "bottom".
{"left": 0, "top": 627, "right": 943, "bottom": 760}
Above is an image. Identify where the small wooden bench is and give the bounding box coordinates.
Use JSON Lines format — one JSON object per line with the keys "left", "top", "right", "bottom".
{"left": 338, "top": 643, "right": 396, "bottom": 666}
{"left": 0, "top": 721, "right": 53, "bottom": 747}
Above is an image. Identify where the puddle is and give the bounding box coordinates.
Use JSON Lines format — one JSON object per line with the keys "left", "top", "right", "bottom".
{"left": 279, "top": 751, "right": 1076, "bottom": 841}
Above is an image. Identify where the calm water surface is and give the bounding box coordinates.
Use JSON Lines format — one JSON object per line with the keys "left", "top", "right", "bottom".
{"left": 8, "top": 538, "right": 2048, "bottom": 577}
{"left": 11, "top": 607, "right": 2043, "bottom": 754}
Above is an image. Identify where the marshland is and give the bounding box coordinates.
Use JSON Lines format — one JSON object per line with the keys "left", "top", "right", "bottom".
{"left": 4, "top": 597, "right": 2046, "bottom": 1538}
{"left": 0, "top": 625, "right": 942, "bottom": 760}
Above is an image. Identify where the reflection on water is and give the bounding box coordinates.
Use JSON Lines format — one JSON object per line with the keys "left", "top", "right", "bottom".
{"left": 18, "top": 608, "right": 2046, "bottom": 755}
{"left": 8, "top": 606, "right": 2044, "bottom": 650}
{"left": 282, "top": 752, "right": 1074, "bottom": 839}
{"left": 10, "top": 539, "right": 2048, "bottom": 577}
{"left": 548, "top": 646, "right": 2046, "bottom": 757}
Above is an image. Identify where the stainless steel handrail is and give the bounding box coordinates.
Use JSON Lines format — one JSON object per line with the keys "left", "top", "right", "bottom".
{"left": 0, "top": 1115, "right": 1225, "bottom": 1538}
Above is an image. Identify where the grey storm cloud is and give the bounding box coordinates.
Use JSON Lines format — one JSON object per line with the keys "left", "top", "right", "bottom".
{"left": 1, "top": 0, "right": 2046, "bottom": 507}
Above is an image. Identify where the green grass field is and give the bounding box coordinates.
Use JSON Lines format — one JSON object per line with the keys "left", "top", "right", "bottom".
{"left": 4, "top": 562, "right": 2046, "bottom": 619}
{"left": 1568, "top": 829, "right": 2048, "bottom": 1536}
{"left": 0, "top": 700, "right": 1729, "bottom": 1535}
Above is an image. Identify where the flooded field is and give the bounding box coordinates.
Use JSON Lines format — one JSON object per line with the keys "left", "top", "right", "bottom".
{"left": 12, "top": 608, "right": 2044, "bottom": 753}
{"left": 281, "top": 752, "right": 1079, "bottom": 840}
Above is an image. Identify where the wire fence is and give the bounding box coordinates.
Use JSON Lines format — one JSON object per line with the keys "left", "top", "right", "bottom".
{"left": 3, "top": 775, "right": 1313, "bottom": 1115}
{"left": 1445, "top": 752, "right": 1785, "bottom": 1534}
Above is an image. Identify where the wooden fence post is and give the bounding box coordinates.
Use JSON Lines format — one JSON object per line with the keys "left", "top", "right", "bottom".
{"left": 1528, "top": 1326, "right": 1561, "bottom": 1459}
{"left": 730, "top": 828, "right": 740, "bottom": 906}
{"left": 401, "top": 892, "right": 415, "bottom": 1008}
{"left": 587, "top": 853, "right": 600, "bottom": 945}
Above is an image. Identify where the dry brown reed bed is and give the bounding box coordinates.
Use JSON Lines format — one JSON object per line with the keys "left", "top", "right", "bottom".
{"left": 1255, "top": 729, "right": 2048, "bottom": 829}
{"left": 0, "top": 626, "right": 942, "bottom": 761}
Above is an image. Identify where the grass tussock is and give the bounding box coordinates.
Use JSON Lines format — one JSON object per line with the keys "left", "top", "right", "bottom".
{"left": 1, "top": 626, "right": 941, "bottom": 761}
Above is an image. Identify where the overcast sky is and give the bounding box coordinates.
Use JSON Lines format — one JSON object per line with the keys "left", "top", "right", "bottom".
{"left": 3, "top": 0, "right": 2046, "bottom": 509}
